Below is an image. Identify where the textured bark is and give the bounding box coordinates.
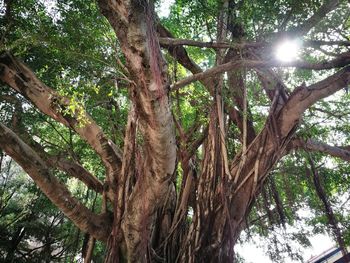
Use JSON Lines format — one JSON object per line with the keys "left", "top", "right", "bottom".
{"left": 98, "top": 1, "right": 177, "bottom": 261}
{"left": 0, "top": 52, "right": 122, "bottom": 192}
{"left": 48, "top": 156, "right": 104, "bottom": 193}
{"left": 292, "top": 138, "right": 350, "bottom": 162}
{"left": 0, "top": 123, "right": 112, "bottom": 242}
{"left": 1, "top": 92, "right": 105, "bottom": 194}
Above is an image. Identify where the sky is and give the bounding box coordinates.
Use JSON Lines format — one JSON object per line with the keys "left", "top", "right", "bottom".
{"left": 156, "top": 0, "right": 175, "bottom": 17}
{"left": 236, "top": 233, "right": 334, "bottom": 263}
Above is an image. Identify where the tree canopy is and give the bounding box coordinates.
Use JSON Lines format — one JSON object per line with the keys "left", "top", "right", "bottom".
{"left": 1, "top": 0, "right": 350, "bottom": 262}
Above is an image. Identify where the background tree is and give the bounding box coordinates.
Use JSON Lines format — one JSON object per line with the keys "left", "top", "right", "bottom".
{"left": 1, "top": 0, "right": 350, "bottom": 262}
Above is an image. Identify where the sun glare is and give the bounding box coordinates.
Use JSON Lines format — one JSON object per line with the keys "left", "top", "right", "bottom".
{"left": 275, "top": 39, "right": 301, "bottom": 62}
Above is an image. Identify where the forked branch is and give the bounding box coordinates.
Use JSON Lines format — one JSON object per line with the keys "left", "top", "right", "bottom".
{"left": 0, "top": 123, "right": 112, "bottom": 241}
{"left": 0, "top": 52, "right": 122, "bottom": 185}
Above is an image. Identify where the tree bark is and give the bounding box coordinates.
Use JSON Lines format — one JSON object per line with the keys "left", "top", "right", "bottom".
{"left": 0, "top": 52, "right": 122, "bottom": 194}
{"left": 98, "top": 1, "right": 177, "bottom": 261}
{"left": 0, "top": 123, "right": 112, "bottom": 242}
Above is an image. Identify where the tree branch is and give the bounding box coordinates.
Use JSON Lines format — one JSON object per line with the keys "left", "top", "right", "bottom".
{"left": 171, "top": 52, "right": 350, "bottom": 90}
{"left": 270, "top": 0, "right": 341, "bottom": 39}
{"left": 289, "top": 0, "right": 340, "bottom": 37}
{"left": 22, "top": 132, "right": 104, "bottom": 194}
{"left": 158, "top": 24, "right": 253, "bottom": 141}
{"left": 291, "top": 138, "right": 350, "bottom": 162}
{"left": 0, "top": 123, "right": 112, "bottom": 242}
{"left": 279, "top": 66, "right": 350, "bottom": 136}
{"left": 157, "top": 24, "right": 203, "bottom": 75}
{"left": 0, "top": 52, "right": 122, "bottom": 187}
{"left": 48, "top": 156, "right": 104, "bottom": 193}
{"left": 159, "top": 37, "right": 350, "bottom": 50}
{"left": 1, "top": 93, "right": 104, "bottom": 193}
{"left": 305, "top": 40, "right": 350, "bottom": 47}
{"left": 159, "top": 37, "right": 263, "bottom": 49}
{"left": 227, "top": 66, "right": 350, "bottom": 234}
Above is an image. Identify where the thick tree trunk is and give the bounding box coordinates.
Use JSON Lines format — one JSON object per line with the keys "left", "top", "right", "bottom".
{"left": 98, "top": 0, "right": 177, "bottom": 261}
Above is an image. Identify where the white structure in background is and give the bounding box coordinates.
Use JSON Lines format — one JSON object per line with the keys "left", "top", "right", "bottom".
{"left": 307, "top": 247, "right": 350, "bottom": 263}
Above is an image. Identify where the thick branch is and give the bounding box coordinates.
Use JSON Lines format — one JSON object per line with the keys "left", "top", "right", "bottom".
{"left": 226, "top": 66, "right": 350, "bottom": 243}
{"left": 172, "top": 52, "right": 350, "bottom": 90}
{"left": 157, "top": 24, "right": 203, "bottom": 75}
{"left": 1, "top": 93, "right": 104, "bottom": 194}
{"left": 160, "top": 37, "right": 350, "bottom": 50}
{"left": 48, "top": 156, "right": 104, "bottom": 193}
{"left": 292, "top": 138, "right": 350, "bottom": 162}
{"left": 0, "top": 123, "right": 112, "bottom": 242}
{"left": 24, "top": 135, "right": 104, "bottom": 194}
{"left": 0, "top": 52, "right": 122, "bottom": 185}
{"left": 280, "top": 66, "right": 350, "bottom": 135}
{"left": 159, "top": 37, "right": 263, "bottom": 49}
{"left": 255, "top": 68, "right": 287, "bottom": 99}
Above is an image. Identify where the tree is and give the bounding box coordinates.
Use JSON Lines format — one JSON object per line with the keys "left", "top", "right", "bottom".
{"left": 1, "top": 0, "right": 350, "bottom": 262}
